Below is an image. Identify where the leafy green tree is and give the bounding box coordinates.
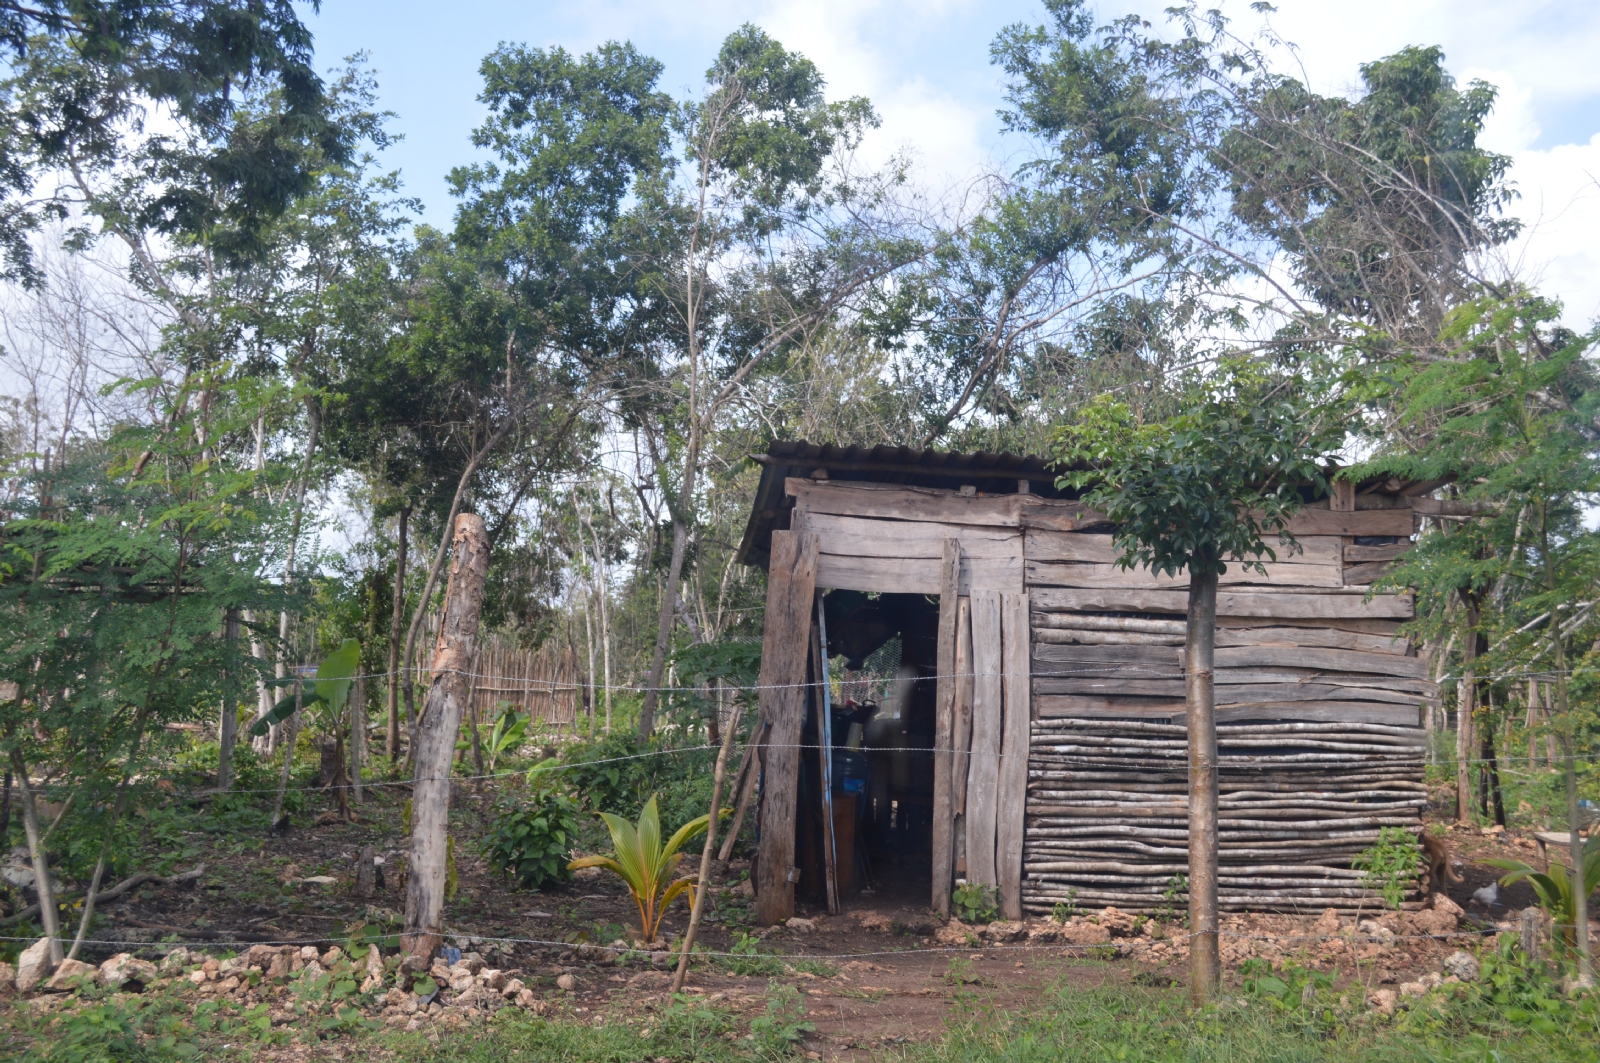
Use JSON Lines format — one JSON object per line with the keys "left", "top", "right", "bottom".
{"left": 1354, "top": 289, "right": 1600, "bottom": 984}
{"left": 0, "top": 376, "right": 286, "bottom": 962}
{"left": 1051, "top": 359, "right": 1348, "bottom": 1003}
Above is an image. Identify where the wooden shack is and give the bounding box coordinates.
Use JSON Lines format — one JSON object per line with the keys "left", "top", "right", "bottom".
{"left": 735, "top": 441, "right": 1439, "bottom": 926}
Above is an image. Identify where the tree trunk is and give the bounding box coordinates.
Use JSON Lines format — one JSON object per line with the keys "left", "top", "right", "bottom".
{"left": 402, "top": 514, "right": 491, "bottom": 962}
{"left": 388, "top": 505, "right": 410, "bottom": 762}
{"left": 1186, "top": 569, "right": 1219, "bottom": 1006}
{"left": 1456, "top": 607, "right": 1478, "bottom": 825}
{"left": 271, "top": 684, "right": 302, "bottom": 829}
{"left": 639, "top": 517, "right": 689, "bottom": 737}
{"left": 218, "top": 609, "right": 240, "bottom": 791}
{"left": 9, "top": 751, "right": 63, "bottom": 964}
{"left": 351, "top": 675, "right": 365, "bottom": 803}
{"left": 1480, "top": 718, "right": 1505, "bottom": 827}
{"left": 670, "top": 700, "right": 743, "bottom": 993}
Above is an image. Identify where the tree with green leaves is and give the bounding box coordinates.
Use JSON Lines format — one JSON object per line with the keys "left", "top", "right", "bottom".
{"left": 1354, "top": 289, "right": 1600, "bottom": 986}
{"left": 1051, "top": 358, "right": 1348, "bottom": 1003}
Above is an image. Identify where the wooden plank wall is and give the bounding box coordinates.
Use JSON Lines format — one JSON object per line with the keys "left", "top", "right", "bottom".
{"left": 1020, "top": 502, "right": 1435, "bottom": 913}
{"left": 780, "top": 477, "right": 1434, "bottom": 916}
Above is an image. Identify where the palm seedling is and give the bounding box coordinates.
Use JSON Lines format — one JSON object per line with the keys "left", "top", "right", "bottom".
{"left": 1484, "top": 836, "right": 1600, "bottom": 953}
{"left": 568, "top": 795, "right": 711, "bottom": 945}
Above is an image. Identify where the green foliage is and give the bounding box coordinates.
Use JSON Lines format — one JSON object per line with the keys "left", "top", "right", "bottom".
{"left": 1051, "top": 892, "right": 1079, "bottom": 923}
{"left": 1051, "top": 359, "right": 1348, "bottom": 581}
{"left": 485, "top": 704, "right": 530, "bottom": 772}
{"left": 747, "top": 984, "right": 814, "bottom": 1054}
{"left": 560, "top": 731, "right": 716, "bottom": 832}
{"left": 1353, "top": 827, "right": 1424, "bottom": 910}
{"left": 1238, "top": 958, "right": 1335, "bottom": 1015}
{"left": 250, "top": 638, "right": 360, "bottom": 736}
{"left": 483, "top": 788, "right": 583, "bottom": 891}
{"left": 568, "top": 795, "right": 713, "bottom": 944}
{"left": 1484, "top": 836, "right": 1600, "bottom": 951}
{"left": 952, "top": 881, "right": 999, "bottom": 924}
{"left": 664, "top": 641, "right": 763, "bottom": 734}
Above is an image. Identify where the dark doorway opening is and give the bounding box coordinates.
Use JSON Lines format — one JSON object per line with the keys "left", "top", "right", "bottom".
{"left": 796, "top": 592, "right": 939, "bottom": 911}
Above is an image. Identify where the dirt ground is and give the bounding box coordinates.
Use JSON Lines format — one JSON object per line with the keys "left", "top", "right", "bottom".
{"left": 28, "top": 775, "right": 1577, "bottom": 1059}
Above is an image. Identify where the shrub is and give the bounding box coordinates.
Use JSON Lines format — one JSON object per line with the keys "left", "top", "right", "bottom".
{"left": 952, "top": 881, "right": 999, "bottom": 924}
{"left": 560, "top": 731, "right": 715, "bottom": 831}
{"left": 483, "top": 788, "right": 583, "bottom": 891}
{"left": 1353, "top": 826, "right": 1422, "bottom": 909}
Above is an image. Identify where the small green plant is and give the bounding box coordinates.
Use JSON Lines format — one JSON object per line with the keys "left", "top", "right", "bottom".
{"left": 1484, "top": 836, "right": 1600, "bottom": 954}
{"left": 748, "top": 983, "right": 813, "bottom": 1052}
{"left": 484, "top": 703, "right": 530, "bottom": 772}
{"left": 568, "top": 794, "right": 713, "bottom": 944}
{"left": 483, "top": 786, "right": 583, "bottom": 891}
{"left": 1157, "top": 873, "right": 1188, "bottom": 923}
{"left": 1239, "top": 958, "right": 1334, "bottom": 1013}
{"left": 1352, "top": 826, "right": 1422, "bottom": 910}
{"left": 952, "top": 881, "right": 999, "bottom": 924}
{"left": 723, "top": 932, "right": 784, "bottom": 976}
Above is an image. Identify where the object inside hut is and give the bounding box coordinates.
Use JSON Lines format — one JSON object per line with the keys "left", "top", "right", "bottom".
{"left": 794, "top": 592, "right": 939, "bottom": 907}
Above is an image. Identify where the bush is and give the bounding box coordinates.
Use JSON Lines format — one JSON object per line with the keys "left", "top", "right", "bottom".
{"left": 483, "top": 788, "right": 583, "bottom": 891}
{"left": 559, "top": 731, "right": 715, "bottom": 830}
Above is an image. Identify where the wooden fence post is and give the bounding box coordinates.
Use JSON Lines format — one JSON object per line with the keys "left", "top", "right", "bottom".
{"left": 931, "top": 540, "right": 960, "bottom": 916}
{"left": 402, "top": 513, "right": 490, "bottom": 961}
{"left": 754, "top": 530, "right": 819, "bottom": 926}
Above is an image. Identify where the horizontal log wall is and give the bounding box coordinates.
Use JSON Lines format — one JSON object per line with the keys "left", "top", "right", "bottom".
{"left": 1021, "top": 508, "right": 1431, "bottom": 912}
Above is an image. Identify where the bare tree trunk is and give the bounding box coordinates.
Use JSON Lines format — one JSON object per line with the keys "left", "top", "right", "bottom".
{"left": 351, "top": 675, "right": 365, "bottom": 803}
{"left": 387, "top": 505, "right": 410, "bottom": 763}
{"left": 403, "top": 514, "right": 491, "bottom": 962}
{"left": 581, "top": 593, "right": 597, "bottom": 740}
{"left": 640, "top": 518, "right": 689, "bottom": 737}
{"left": 274, "top": 403, "right": 320, "bottom": 756}
{"left": 1186, "top": 570, "right": 1219, "bottom": 1006}
{"left": 1456, "top": 607, "right": 1478, "bottom": 825}
{"left": 271, "top": 683, "right": 303, "bottom": 829}
{"left": 218, "top": 609, "right": 240, "bottom": 790}
{"left": 671, "top": 701, "right": 743, "bottom": 993}
{"left": 9, "top": 751, "right": 63, "bottom": 964}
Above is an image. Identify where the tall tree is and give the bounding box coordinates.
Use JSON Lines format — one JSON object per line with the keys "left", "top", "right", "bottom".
{"left": 1052, "top": 359, "right": 1347, "bottom": 1003}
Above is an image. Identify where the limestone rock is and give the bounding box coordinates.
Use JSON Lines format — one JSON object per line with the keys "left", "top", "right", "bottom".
{"left": 1312, "top": 908, "right": 1342, "bottom": 937}
{"left": 785, "top": 917, "right": 815, "bottom": 932}
{"left": 1357, "top": 920, "right": 1396, "bottom": 946}
{"left": 500, "top": 978, "right": 525, "bottom": 999}
{"left": 481, "top": 968, "right": 506, "bottom": 990}
{"left": 0, "top": 960, "right": 15, "bottom": 997}
{"left": 100, "top": 953, "right": 159, "bottom": 988}
{"left": 16, "top": 938, "right": 55, "bottom": 994}
{"left": 320, "top": 946, "right": 345, "bottom": 967}
{"left": 1059, "top": 921, "right": 1111, "bottom": 947}
{"left": 266, "top": 949, "right": 293, "bottom": 980}
{"left": 365, "top": 946, "right": 385, "bottom": 981}
{"left": 157, "top": 947, "right": 191, "bottom": 975}
{"left": 515, "top": 988, "right": 541, "bottom": 1010}
{"left": 855, "top": 911, "right": 892, "bottom": 933}
{"left": 1097, "top": 907, "right": 1137, "bottom": 936}
{"left": 1406, "top": 908, "right": 1458, "bottom": 937}
{"left": 297, "top": 945, "right": 320, "bottom": 963}
{"left": 1430, "top": 893, "right": 1464, "bottom": 917}
{"left": 461, "top": 952, "right": 485, "bottom": 974}
{"left": 1367, "top": 988, "right": 1398, "bottom": 1015}
{"left": 556, "top": 973, "right": 577, "bottom": 992}
{"left": 44, "top": 958, "right": 99, "bottom": 991}
{"left": 1443, "top": 950, "right": 1480, "bottom": 982}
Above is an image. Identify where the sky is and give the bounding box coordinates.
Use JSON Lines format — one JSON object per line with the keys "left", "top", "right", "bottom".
{"left": 301, "top": 0, "right": 1600, "bottom": 328}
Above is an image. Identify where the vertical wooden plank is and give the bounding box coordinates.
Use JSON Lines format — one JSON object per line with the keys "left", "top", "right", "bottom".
{"left": 964, "top": 589, "right": 1004, "bottom": 891}
{"left": 996, "top": 591, "right": 1031, "bottom": 920}
{"left": 930, "top": 539, "right": 961, "bottom": 916}
{"left": 813, "top": 600, "right": 839, "bottom": 915}
{"left": 952, "top": 598, "right": 973, "bottom": 816}
{"left": 754, "top": 530, "right": 820, "bottom": 926}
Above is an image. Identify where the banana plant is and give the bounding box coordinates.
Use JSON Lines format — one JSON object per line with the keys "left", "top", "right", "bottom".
{"left": 1484, "top": 836, "right": 1600, "bottom": 951}
{"left": 485, "top": 704, "right": 529, "bottom": 772}
{"left": 250, "top": 638, "right": 360, "bottom": 736}
{"left": 568, "top": 795, "right": 712, "bottom": 945}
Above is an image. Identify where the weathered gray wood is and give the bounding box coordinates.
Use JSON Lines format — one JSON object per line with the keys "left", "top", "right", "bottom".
{"left": 965, "top": 589, "right": 1004, "bottom": 890}
{"left": 718, "top": 723, "right": 766, "bottom": 863}
{"left": 798, "top": 511, "right": 1021, "bottom": 558}
{"left": 1035, "top": 695, "right": 1189, "bottom": 718}
{"left": 1032, "top": 642, "right": 1181, "bottom": 669}
{"left": 404, "top": 513, "right": 490, "bottom": 961}
{"left": 1035, "top": 676, "right": 1432, "bottom": 704}
{"left": 1215, "top": 625, "right": 1409, "bottom": 655}
{"left": 815, "top": 553, "right": 1023, "bottom": 595}
{"left": 1032, "top": 613, "right": 1186, "bottom": 634}
{"left": 754, "top": 530, "right": 820, "bottom": 926}
{"left": 1019, "top": 499, "right": 1102, "bottom": 531}
{"left": 1029, "top": 587, "right": 1415, "bottom": 619}
{"left": 1214, "top": 616, "right": 1405, "bottom": 636}
{"left": 1026, "top": 560, "right": 1345, "bottom": 589}
{"left": 789, "top": 478, "right": 1024, "bottom": 527}
{"left": 1033, "top": 628, "right": 1183, "bottom": 646}
{"left": 931, "top": 539, "right": 961, "bottom": 917}
{"left": 1345, "top": 542, "right": 1412, "bottom": 563}
{"left": 952, "top": 598, "right": 974, "bottom": 816}
{"left": 1203, "top": 645, "right": 1430, "bottom": 678}
{"left": 1343, "top": 561, "right": 1396, "bottom": 585}
{"left": 997, "top": 591, "right": 1031, "bottom": 919}
{"left": 1283, "top": 508, "right": 1414, "bottom": 536}
{"left": 1026, "top": 530, "right": 1342, "bottom": 566}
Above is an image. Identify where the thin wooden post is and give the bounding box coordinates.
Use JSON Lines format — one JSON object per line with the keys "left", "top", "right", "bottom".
{"left": 218, "top": 609, "right": 240, "bottom": 791}
{"left": 931, "top": 539, "right": 961, "bottom": 916}
{"left": 386, "top": 505, "right": 409, "bottom": 762}
{"left": 402, "top": 513, "right": 490, "bottom": 961}
{"left": 1457, "top": 606, "right": 1479, "bottom": 824}
{"left": 814, "top": 598, "right": 839, "bottom": 915}
{"left": 754, "top": 530, "right": 819, "bottom": 926}
{"left": 965, "top": 590, "right": 1003, "bottom": 891}
{"left": 670, "top": 701, "right": 744, "bottom": 993}
{"left": 996, "top": 591, "right": 1030, "bottom": 920}
{"left": 1186, "top": 570, "right": 1220, "bottom": 1004}
{"left": 351, "top": 674, "right": 365, "bottom": 803}
{"left": 718, "top": 725, "right": 765, "bottom": 864}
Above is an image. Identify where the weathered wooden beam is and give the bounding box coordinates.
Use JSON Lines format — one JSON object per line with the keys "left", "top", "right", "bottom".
{"left": 1029, "top": 587, "right": 1415, "bottom": 618}
{"left": 754, "top": 530, "right": 819, "bottom": 926}
{"left": 965, "top": 589, "right": 1004, "bottom": 890}
{"left": 997, "top": 590, "right": 1031, "bottom": 920}
{"left": 930, "top": 539, "right": 961, "bottom": 917}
